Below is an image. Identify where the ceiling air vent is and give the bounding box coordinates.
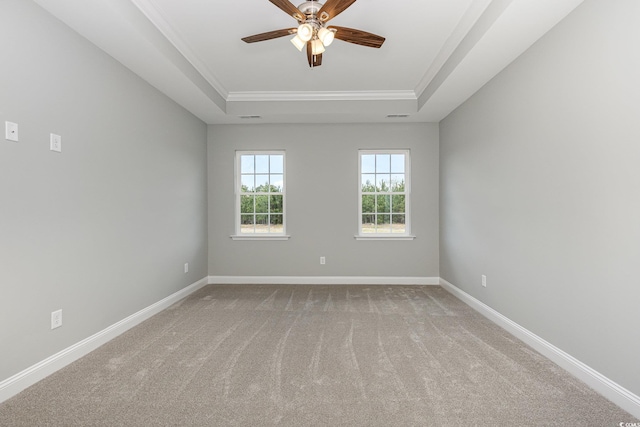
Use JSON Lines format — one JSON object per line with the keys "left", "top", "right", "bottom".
{"left": 239, "top": 115, "right": 262, "bottom": 119}
{"left": 386, "top": 114, "right": 410, "bottom": 118}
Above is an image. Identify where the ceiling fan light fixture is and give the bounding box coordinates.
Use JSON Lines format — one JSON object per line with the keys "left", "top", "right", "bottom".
{"left": 311, "top": 38, "right": 325, "bottom": 55}
{"left": 241, "top": 0, "right": 385, "bottom": 67}
{"left": 297, "top": 23, "right": 313, "bottom": 42}
{"left": 290, "top": 35, "right": 306, "bottom": 51}
{"left": 317, "top": 27, "right": 335, "bottom": 46}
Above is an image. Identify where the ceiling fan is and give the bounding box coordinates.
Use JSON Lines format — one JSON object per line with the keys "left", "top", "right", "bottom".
{"left": 242, "top": 0, "right": 385, "bottom": 67}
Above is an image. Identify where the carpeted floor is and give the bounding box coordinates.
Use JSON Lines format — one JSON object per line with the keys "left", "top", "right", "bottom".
{"left": 0, "top": 285, "right": 635, "bottom": 426}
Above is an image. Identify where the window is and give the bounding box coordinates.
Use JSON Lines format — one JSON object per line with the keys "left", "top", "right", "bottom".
{"left": 233, "top": 151, "right": 288, "bottom": 240}
{"left": 357, "top": 150, "right": 414, "bottom": 240}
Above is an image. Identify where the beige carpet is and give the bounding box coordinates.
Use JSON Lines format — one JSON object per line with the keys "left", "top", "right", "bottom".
{"left": 0, "top": 285, "right": 635, "bottom": 426}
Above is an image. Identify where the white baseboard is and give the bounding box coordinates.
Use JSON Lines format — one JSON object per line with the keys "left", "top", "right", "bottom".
{"left": 208, "top": 276, "right": 439, "bottom": 285}
{"left": 6, "top": 275, "right": 636, "bottom": 420}
{"left": 0, "top": 277, "right": 209, "bottom": 404}
{"left": 439, "top": 278, "right": 640, "bottom": 419}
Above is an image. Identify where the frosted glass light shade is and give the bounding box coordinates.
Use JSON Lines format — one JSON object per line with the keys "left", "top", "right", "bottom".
{"left": 290, "top": 35, "right": 305, "bottom": 51}
{"left": 297, "top": 23, "right": 313, "bottom": 42}
{"left": 311, "top": 39, "right": 325, "bottom": 55}
{"left": 318, "top": 27, "right": 335, "bottom": 46}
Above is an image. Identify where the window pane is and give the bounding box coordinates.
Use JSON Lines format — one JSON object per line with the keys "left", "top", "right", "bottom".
{"left": 391, "top": 154, "right": 405, "bottom": 173}
{"left": 270, "top": 214, "right": 283, "bottom": 233}
{"left": 240, "top": 195, "right": 254, "bottom": 214}
{"left": 361, "top": 155, "right": 375, "bottom": 174}
{"left": 376, "top": 174, "right": 391, "bottom": 192}
{"left": 392, "top": 214, "right": 406, "bottom": 233}
{"left": 362, "top": 195, "right": 375, "bottom": 213}
{"left": 376, "top": 195, "right": 391, "bottom": 213}
{"left": 255, "top": 175, "right": 269, "bottom": 191}
{"left": 270, "top": 174, "right": 284, "bottom": 192}
{"left": 270, "top": 195, "right": 283, "bottom": 213}
{"left": 391, "top": 174, "right": 405, "bottom": 192}
{"left": 361, "top": 174, "right": 376, "bottom": 192}
{"left": 362, "top": 214, "right": 375, "bottom": 233}
{"left": 255, "top": 195, "right": 268, "bottom": 213}
{"left": 255, "top": 214, "right": 269, "bottom": 232}
{"left": 358, "top": 150, "right": 409, "bottom": 237}
{"left": 377, "top": 214, "right": 391, "bottom": 233}
{"left": 392, "top": 195, "right": 405, "bottom": 213}
{"left": 376, "top": 154, "right": 390, "bottom": 173}
{"left": 255, "top": 155, "right": 269, "bottom": 173}
{"left": 270, "top": 155, "right": 284, "bottom": 174}
{"left": 240, "top": 155, "right": 254, "bottom": 173}
{"left": 237, "top": 151, "right": 286, "bottom": 236}
{"left": 241, "top": 175, "right": 255, "bottom": 192}
{"left": 240, "top": 215, "right": 254, "bottom": 233}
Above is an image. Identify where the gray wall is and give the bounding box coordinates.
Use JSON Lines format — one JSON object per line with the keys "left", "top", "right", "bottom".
{"left": 0, "top": 0, "right": 208, "bottom": 382}
{"left": 440, "top": 0, "right": 640, "bottom": 396}
{"left": 208, "top": 123, "right": 439, "bottom": 278}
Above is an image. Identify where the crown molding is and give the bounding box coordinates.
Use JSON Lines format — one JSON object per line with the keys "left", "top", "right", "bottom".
{"left": 130, "top": 0, "right": 229, "bottom": 99}
{"left": 227, "top": 90, "right": 417, "bottom": 103}
{"left": 414, "top": 0, "right": 493, "bottom": 96}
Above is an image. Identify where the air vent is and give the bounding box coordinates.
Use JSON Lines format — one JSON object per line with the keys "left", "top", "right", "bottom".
{"left": 386, "top": 114, "right": 410, "bottom": 118}
{"left": 239, "top": 115, "right": 262, "bottom": 119}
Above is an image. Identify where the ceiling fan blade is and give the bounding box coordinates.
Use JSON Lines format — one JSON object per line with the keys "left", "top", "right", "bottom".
{"left": 242, "top": 28, "right": 296, "bottom": 43}
{"left": 306, "top": 41, "right": 323, "bottom": 67}
{"left": 318, "top": 0, "right": 357, "bottom": 22}
{"left": 269, "top": 0, "right": 305, "bottom": 21}
{"left": 331, "top": 26, "right": 385, "bottom": 48}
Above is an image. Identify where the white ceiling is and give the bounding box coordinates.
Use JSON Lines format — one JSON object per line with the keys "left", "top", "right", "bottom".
{"left": 33, "top": 0, "right": 584, "bottom": 125}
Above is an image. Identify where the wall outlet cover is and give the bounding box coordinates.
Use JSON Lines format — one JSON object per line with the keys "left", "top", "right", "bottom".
{"left": 51, "top": 309, "right": 63, "bottom": 329}
{"left": 5, "top": 121, "right": 18, "bottom": 142}
{"left": 50, "top": 133, "right": 62, "bottom": 152}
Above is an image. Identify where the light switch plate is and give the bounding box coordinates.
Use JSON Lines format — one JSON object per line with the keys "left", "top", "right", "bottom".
{"left": 5, "top": 121, "right": 18, "bottom": 142}
{"left": 50, "top": 133, "right": 62, "bottom": 152}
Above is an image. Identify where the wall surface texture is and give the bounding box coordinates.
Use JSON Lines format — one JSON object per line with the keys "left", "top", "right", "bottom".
{"left": 440, "top": 0, "right": 640, "bottom": 396}
{"left": 208, "top": 123, "right": 439, "bottom": 278}
{"left": 0, "top": 0, "right": 208, "bottom": 382}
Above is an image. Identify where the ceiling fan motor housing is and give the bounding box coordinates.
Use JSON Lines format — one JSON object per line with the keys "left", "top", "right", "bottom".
{"left": 297, "top": 1, "right": 323, "bottom": 16}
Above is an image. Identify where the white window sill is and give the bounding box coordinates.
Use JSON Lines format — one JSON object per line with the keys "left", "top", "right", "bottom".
{"left": 354, "top": 234, "right": 416, "bottom": 241}
{"left": 231, "top": 234, "right": 291, "bottom": 241}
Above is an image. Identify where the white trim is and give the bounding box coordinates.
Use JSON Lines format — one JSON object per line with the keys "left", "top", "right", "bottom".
{"left": 7, "top": 276, "right": 635, "bottom": 419}
{"left": 414, "top": 0, "right": 493, "bottom": 96}
{"left": 129, "top": 0, "right": 229, "bottom": 99}
{"left": 227, "top": 90, "right": 417, "bottom": 103}
{"left": 231, "top": 235, "right": 291, "bottom": 241}
{"left": 357, "top": 149, "right": 412, "bottom": 237}
{"left": 439, "top": 278, "right": 640, "bottom": 419}
{"left": 0, "top": 277, "right": 209, "bottom": 404}
{"left": 235, "top": 151, "right": 287, "bottom": 237}
{"left": 354, "top": 235, "right": 416, "bottom": 241}
{"left": 209, "top": 276, "right": 439, "bottom": 286}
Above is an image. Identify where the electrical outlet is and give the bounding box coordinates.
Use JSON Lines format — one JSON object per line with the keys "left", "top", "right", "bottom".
{"left": 184, "top": 263, "right": 189, "bottom": 273}
{"left": 320, "top": 256, "right": 326, "bottom": 265}
{"left": 50, "top": 133, "right": 62, "bottom": 152}
{"left": 481, "top": 275, "right": 487, "bottom": 288}
{"left": 51, "top": 309, "right": 62, "bottom": 329}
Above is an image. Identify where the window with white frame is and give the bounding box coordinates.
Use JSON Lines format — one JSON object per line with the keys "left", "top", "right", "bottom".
{"left": 235, "top": 151, "right": 286, "bottom": 237}
{"left": 358, "top": 150, "right": 412, "bottom": 238}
